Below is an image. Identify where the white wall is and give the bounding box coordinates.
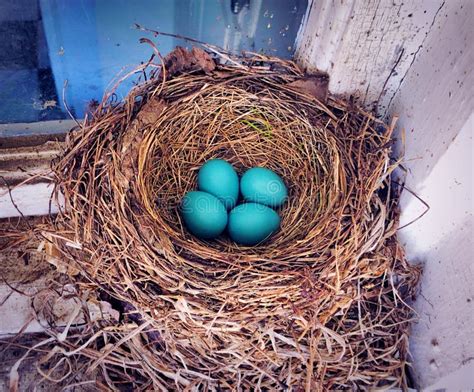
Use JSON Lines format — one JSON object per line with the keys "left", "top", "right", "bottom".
{"left": 296, "top": 0, "right": 473, "bottom": 388}
{"left": 388, "top": 2, "right": 473, "bottom": 386}
{"left": 400, "top": 115, "right": 473, "bottom": 388}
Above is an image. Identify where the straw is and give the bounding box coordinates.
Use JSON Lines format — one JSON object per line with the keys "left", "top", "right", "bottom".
{"left": 8, "top": 46, "right": 420, "bottom": 390}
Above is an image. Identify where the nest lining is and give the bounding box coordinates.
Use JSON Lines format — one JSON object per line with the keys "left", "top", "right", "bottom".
{"left": 39, "top": 46, "right": 421, "bottom": 390}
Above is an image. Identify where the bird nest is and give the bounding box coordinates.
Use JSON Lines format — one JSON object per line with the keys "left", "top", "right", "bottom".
{"left": 44, "top": 45, "right": 420, "bottom": 390}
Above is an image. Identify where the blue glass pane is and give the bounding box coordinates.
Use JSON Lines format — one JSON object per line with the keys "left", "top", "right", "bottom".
{"left": 0, "top": 0, "right": 307, "bottom": 125}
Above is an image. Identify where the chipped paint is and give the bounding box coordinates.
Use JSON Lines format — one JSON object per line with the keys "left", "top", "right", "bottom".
{"left": 295, "top": 0, "right": 447, "bottom": 113}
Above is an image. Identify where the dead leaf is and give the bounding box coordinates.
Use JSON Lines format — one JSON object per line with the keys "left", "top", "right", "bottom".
{"left": 162, "top": 46, "right": 216, "bottom": 77}
{"left": 43, "top": 233, "right": 80, "bottom": 276}
{"left": 286, "top": 74, "right": 330, "bottom": 103}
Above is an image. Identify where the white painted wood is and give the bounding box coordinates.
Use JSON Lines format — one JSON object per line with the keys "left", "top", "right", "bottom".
{"left": 387, "top": 0, "right": 474, "bottom": 189}
{"left": 0, "top": 145, "right": 60, "bottom": 184}
{"left": 295, "top": 0, "right": 446, "bottom": 111}
{"left": 399, "top": 115, "right": 473, "bottom": 253}
{"left": 390, "top": 3, "right": 473, "bottom": 385}
{"left": 0, "top": 136, "right": 64, "bottom": 219}
{"left": 424, "top": 362, "right": 474, "bottom": 391}
{"left": 399, "top": 113, "right": 473, "bottom": 388}
{"left": 0, "top": 283, "right": 119, "bottom": 336}
{"left": 0, "top": 182, "right": 62, "bottom": 218}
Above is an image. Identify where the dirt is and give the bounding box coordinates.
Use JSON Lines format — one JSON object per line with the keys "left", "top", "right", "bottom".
{"left": 0, "top": 333, "right": 59, "bottom": 392}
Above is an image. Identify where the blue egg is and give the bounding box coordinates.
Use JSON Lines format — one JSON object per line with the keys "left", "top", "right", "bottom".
{"left": 228, "top": 202, "right": 280, "bottom": 246}
{"left": 240, "top": 167, "right": 288, "bottom": 208}
{"left": 198, "top": 159, "right": 239, "bottom": 210}
{"left": 181, "top": 191, "right": 228, "bottom": 239}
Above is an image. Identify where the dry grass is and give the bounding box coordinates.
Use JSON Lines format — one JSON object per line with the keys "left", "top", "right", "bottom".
{"left": 5, "top": 47, "right": 420, "bottom": 391}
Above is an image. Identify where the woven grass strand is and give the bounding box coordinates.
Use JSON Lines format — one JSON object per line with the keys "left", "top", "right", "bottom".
{"left": 45, "top": 51, "right": 420, "bottom": 390}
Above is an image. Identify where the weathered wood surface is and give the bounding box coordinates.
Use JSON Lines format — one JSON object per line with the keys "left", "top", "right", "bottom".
{"left": 295, "top": 0, "right": 447, "bottom": 112}
{"left": 296, "top": 0, "right": 473, "bottom": 185}
{"left": 0, "top": 137, "right": 63, "bottom": 218}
